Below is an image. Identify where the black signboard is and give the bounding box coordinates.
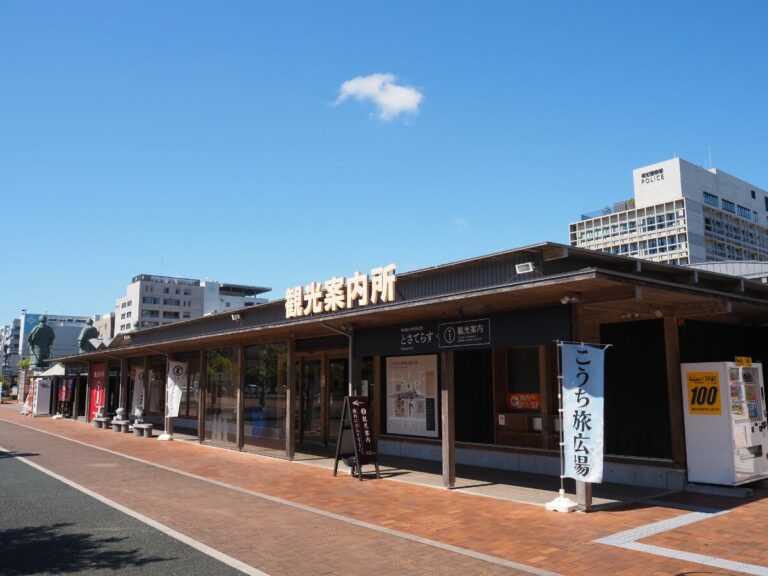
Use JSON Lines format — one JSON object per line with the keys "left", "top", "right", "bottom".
{"left": 333, "top": 396, "right": 380, "bottom": 481}
{"left": 438, "top": 318, "right": 491, "bottom": 348}
{"left": 356, "top": 307, "right": 569, "bottom": 358}
{"left": 398, "top": 325, "right": 438, "bottom": 353}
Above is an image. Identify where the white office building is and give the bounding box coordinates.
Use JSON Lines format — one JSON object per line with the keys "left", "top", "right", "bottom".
{"left": 17, "top": 312, "right": 91, "bottom": 360}
{"left": 569, "top": 158, "right": 768, "bottom": 265}
{"left": 115, "top": 274, "right": 270, "bottom": 334}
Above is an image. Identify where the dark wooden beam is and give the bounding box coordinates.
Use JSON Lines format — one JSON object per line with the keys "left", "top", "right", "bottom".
{"left": 663, "top": 317, "right": 686, "bottom": 469}
{"left": 672, "top": 300, "right": 732, "bottom": 317}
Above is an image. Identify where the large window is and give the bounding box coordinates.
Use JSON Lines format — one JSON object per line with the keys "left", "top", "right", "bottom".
{"left": 173, "top": 352, "right": 200, "bottom": 435}
{"left": 722, "top": 199, "right": 736, "bottom": 213}
{"left": 146, "top": 359, "right": 166, "bottom": 418}
{"left": 205, "top": 347, "right": 239, "bottom": 445}
{"left": 703, "top": 191, "right": 719, "bottom": 207}
{"left": 738, "top": 205, "right": 752, "bottom": 220}
{"left": 243, "top": 343, "right": 287, "bottom": 449}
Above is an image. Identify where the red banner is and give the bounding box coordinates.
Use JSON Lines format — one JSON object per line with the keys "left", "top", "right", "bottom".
{"left": 89, "top": 363, "right": 107, "bottom": 420}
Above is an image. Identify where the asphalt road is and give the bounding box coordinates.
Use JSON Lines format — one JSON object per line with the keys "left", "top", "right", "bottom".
{"left": 0, "top": 451, "right": 249, "bottom": 576}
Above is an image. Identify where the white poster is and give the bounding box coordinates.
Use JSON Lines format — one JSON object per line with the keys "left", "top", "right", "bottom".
{"left": 32, "top": 378, "right": 52, "bottom": 416}
{"left": 166, "top": 361, "right": 187, "bottom": 418}
{"left": 562, "top": 343, "right": 606, "bottom": 483}
{"left": 131, "top": 368, "right": 145, "bottom": 415}
{"left": 386, "top": 355, "right": 438, "bottom": 437}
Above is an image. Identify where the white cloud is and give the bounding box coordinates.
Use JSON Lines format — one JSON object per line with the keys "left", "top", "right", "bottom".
{"left": 335, "top": 73, "right": 423, "bottom": 120}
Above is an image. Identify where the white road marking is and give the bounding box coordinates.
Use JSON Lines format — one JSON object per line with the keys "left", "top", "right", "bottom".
{"left": 595, "top": 509, "right": 768, "bottom": 576}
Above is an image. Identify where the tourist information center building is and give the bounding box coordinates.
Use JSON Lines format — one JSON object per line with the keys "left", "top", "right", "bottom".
{"left": 56, "top": 242, "right": 768, "bottom": 490}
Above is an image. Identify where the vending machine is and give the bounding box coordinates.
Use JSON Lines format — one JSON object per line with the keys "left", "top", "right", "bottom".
{"left": 681, "top": 361, "right": 768, "bottom": 485}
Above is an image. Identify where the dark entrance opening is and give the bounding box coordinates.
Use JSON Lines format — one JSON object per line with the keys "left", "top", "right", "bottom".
{"left": 601, "top": 320, "right": 672, "bottom": 459}
{"left": 454, "top": 349, "right": 494, "bottom": 444}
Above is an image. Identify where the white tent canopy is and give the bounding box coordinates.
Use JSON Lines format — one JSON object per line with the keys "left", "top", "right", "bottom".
{"left": 38, "top": 363, "right": 65, "bottom": 377}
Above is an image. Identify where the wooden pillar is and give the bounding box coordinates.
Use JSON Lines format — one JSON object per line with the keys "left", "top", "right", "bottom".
{"left": 321, "top": 351, "right": 328, "bottom": 445}
{"left": 440, "top": 351, "right": 455, "bottom": 489}
{"left": 84, "top": 362, "right": 91, "bottom": 423}
{"left": 198, "top": 349, "right": 207, "bottom": 443}
{"left": 664, "top": 316, "right": 686, "bottom": 469}
{"left": 236, "top": 344, "right": 244, "bottom": 449}
{"left": 165, "top": 353, "right": 174, "bottom": 438}
{"left": 538, "top": 345, "right": 551, "bottom": 450}
{"left": 348, "top": 327, "right": 360, "bottom": 396}
{"left": 118, "top": 359, "right": 128, "bottom": 410}
{"left": 142, "top": 355, "right": 149, "bottom": 413}
{"left": 576, "top": 480, "right": 592, "bottom": 508}
{"left": 491, "top": 349, "right": 507, "bottom": 445}
{"left": 285, "top": 338, "right": 295, "bottom": 460}
{"left": 373, "top": 356, "right": 382, "bottom": 439}
{"left": 72, "top": 372, "right": 81, "bottom": 421}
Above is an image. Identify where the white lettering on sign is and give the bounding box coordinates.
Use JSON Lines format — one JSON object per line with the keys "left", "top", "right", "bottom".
{"left": 285, "top": 264, "right": 396, "bottom": 319}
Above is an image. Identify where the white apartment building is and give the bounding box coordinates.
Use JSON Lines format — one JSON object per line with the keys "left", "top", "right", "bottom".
{"left": 1, "top": 319, "right": 21, "bottom": 375}
{"left": 569, "top": 158, "right": 768, "bottom": 265}
{"left": 115, "top": 274, "right": 270, "bottom": 334}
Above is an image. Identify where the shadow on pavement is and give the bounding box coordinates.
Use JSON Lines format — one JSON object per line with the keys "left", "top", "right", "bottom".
{"left": 0, "top": 451, "right": 39, "bottom": 459}
{"left": 1, "top": 523, "right": 171, "bottom": 576}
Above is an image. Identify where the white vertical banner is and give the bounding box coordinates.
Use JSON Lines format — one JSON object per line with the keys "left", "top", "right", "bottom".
{"left": 132, "top": 368, "right": 145, "bottom": 414}
{"left": 166, "top": 361, "right": 187, "bottom": 418}
{"left": 562, "top": 343, "right": 606, "bottom": 483}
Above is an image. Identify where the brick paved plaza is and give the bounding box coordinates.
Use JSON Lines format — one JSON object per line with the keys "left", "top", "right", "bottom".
{"left": 1, "top": 404, "right": 767, "bottom": 576}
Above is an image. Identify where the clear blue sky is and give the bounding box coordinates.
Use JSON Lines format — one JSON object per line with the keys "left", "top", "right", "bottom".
{"left": 1, "top": 1, "right": 767, "bottom": 324}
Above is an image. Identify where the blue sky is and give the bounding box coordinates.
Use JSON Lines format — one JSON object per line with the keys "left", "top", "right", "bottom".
{"left": 1, "top": 1, "right": 767, "bottom": 323}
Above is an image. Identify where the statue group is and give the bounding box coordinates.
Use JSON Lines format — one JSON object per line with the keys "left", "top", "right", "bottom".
{"left": 26, "top": 316, "right": 101, "bottom": 371}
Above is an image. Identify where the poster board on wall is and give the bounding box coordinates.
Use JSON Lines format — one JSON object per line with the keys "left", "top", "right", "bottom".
{"left": 386, "top": 355, "right": 438, "bottom": 438}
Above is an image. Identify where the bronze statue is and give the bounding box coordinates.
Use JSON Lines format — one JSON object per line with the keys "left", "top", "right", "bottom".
{"left": 78, "top": 318, "right": 99, "bottom": 353}
{"left": 27, "top": 315, "right": 55, "bottom": 370}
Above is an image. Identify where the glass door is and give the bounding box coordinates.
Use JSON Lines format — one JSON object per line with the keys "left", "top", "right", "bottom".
{"left": 205, "top": 347, "right": 239, "bottom": 446}
{"left": 327, "top": 358, "right": 348, "bottom": 444}
{"left": 298, "top": 359, "right": 322, "bottom": 444}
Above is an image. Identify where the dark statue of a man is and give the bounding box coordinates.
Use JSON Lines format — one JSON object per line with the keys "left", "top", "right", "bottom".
{"left": 78, "top": 318, "right": 99, "bottom": 353}
{"left": 27, "top": 315, "right": 55, "bottom": 370}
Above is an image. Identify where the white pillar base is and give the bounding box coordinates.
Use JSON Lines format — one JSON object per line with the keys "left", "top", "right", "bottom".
{"left": 545, "top": 489, "right": 578, "bottom": 513}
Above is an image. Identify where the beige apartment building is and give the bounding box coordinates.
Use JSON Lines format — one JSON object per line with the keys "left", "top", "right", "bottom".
{"left": 115, "top": 274, "right": 270, "bottom": 333}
